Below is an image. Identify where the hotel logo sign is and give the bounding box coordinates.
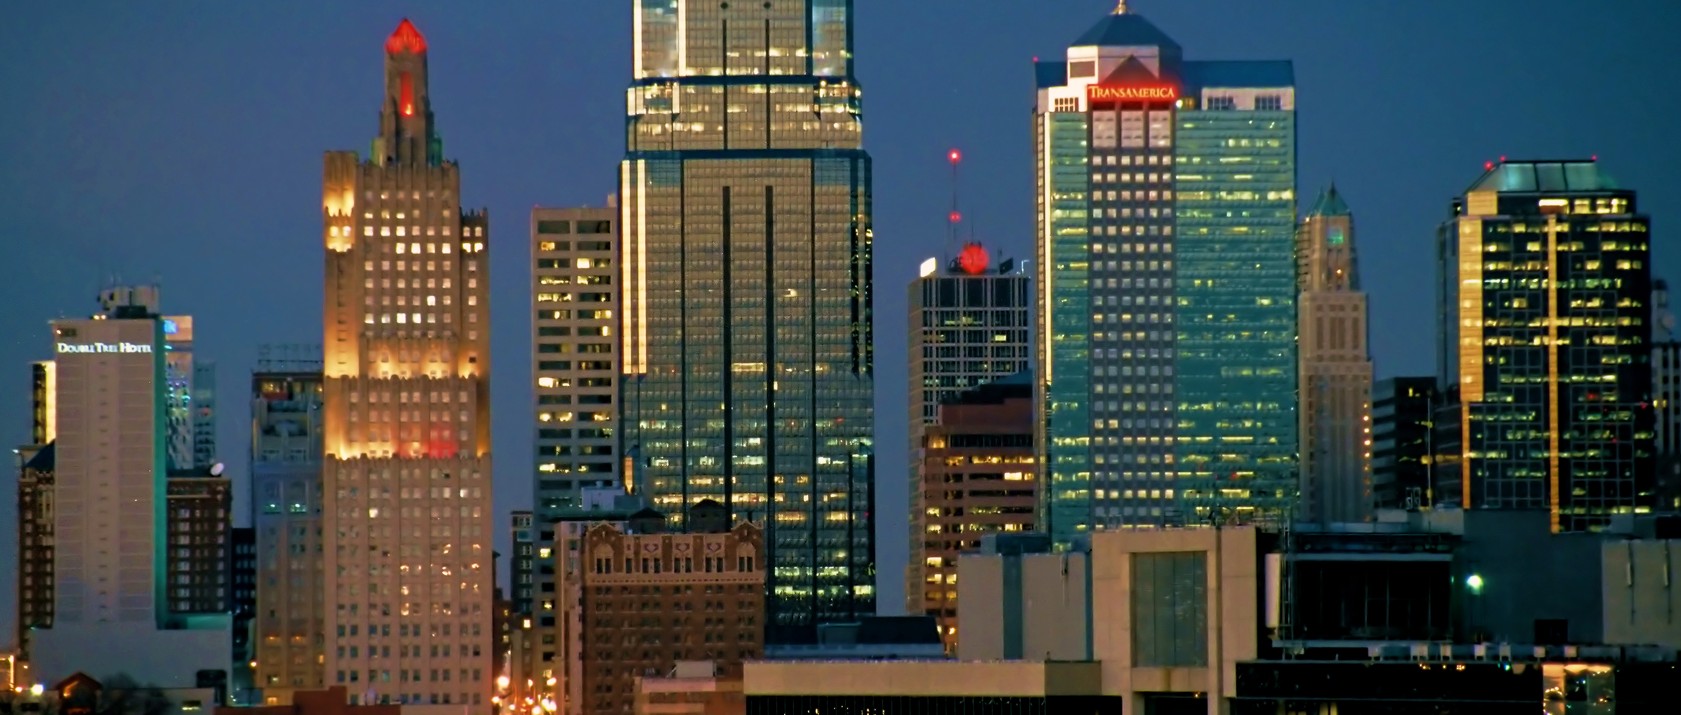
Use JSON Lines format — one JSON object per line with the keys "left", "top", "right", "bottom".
{"left": 57, "top": 342, "right": 154, "bottom": 355}
{"left": 1086, "top": 85, "right": 1179, "bottom": 102}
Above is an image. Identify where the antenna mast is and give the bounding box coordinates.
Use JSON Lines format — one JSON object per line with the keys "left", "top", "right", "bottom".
{"left": 946, "top": 148, "right": 962, "bottom": 265}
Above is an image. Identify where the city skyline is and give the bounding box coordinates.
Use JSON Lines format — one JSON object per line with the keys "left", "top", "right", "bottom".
{"left": 2, "top": 0, "right": 1680, "bottom": 639}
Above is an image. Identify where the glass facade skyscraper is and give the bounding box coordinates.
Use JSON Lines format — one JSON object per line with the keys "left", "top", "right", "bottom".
{"left": 1436, "top": 159, "right": 1656, "bottom": 532}
{"left": 1035, "top": 6, "right": 1297, "bottom": 543}
{"left": 619, "top": 0, "right": 874, "bottom": 641}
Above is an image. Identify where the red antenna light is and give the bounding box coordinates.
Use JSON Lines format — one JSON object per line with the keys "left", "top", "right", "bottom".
{"left": 948, "top": 149, "right": 962, "bottom": 164}
{"left": 1484, "top": 161, "right": 1495, "bottom": 171}
{"left": 949, "top": 211, "right": 962, "bottom": 224}
{"left": 1499, "top": 155, "right": 1507, "bottom": 162}
{"left": 1592, "top": 154, "right": 1599, "bottom": 161}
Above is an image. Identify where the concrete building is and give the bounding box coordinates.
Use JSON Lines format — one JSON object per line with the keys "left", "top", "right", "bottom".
{"left": 319, "top": 19, "right": 494, "bottom": 708}
{"left": 744, "top": 660, "right": 1112, "bottom": 713}
{"left": 1035, "top": 4, "right": 1299, "bottom": 539}
{"left": 631, "top": 661, "right": 743, "bottom": 715}
{"left": 30, "top": 288, "right": 229, "bottom": 691}
{"left": 904, "top": 245, "right": 1030, "bottom": 619}
{"left": 231, "top": 527, "right": 258, "bottom": 703}
{"left": 563, "top": 504, "right": 763, "bottom": 715}
{"left": 1295, "top": 186, "right": 1373, "bottom": 523}
{"left": 251, "top": 346, "right": 326, "bottom": 701}
{"left": 618, "top": 0, "right": 876, "bottom": 641}
{"left": 165, "top": 469, "right": 233, "bottom": 615}
{"left": 508, "top": 511, "right": 534, "bottom": 616}
{"left": 1435, "top": 159, "right": 1656, "bottom": 531}
{"left": 912, "top": 375, "right": 1036, "bottom": 652}
{"left": 955, "top": 534, "right": 1089, "bottom": 663}
{"left": 774, "top": 512, "right": 1681, "bottom": 713}
{"left": 1371, "top": 376, "right": 1437, "bottom": 511}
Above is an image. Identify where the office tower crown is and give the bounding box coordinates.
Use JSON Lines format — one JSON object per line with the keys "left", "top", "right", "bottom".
{"left": 376, "top": 18, "right": 440, "bottom": 168}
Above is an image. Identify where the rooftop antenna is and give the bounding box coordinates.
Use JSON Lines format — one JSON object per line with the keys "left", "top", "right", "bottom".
{"left": 946, "top": 148, "right": 962, "bottom": 266}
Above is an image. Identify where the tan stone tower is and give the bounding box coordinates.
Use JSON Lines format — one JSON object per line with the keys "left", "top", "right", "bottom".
{"left": 320, "top": 18, "right": 493, "bottom": 708}
{"left": 1296, "top": 186, "right": 1374, "bottom": 523}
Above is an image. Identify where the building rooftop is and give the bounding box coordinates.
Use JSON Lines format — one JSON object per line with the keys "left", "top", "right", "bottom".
{"left": 1071, "top": 8, "right": 1180, "bottom": 51}
{"left": 24, "top": 441, "right": 54, "bottom": 471}
{"left": 1305, "top": 184, "right": 1351, "bottom": 218}
{"left": 1466, "top": 159, "right": 1620, "bottom": 194}
{"left": 1182, "top": 60, "right": 1295, "bottom": 89}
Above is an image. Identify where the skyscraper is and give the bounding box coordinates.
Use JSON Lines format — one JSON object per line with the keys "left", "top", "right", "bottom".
{"left": 1371, "top": 376, "right": 1437, "bottom": 511}
{"left": 31, "top": 289, "right": 228, "bottom": 688}
{"left": 1035, "top": 4, "right": 1297, "bottom": 541}
{"left": 251, "top": 346, "right": 326, "bottom": 700}
{"left": 1296, "top": 186, "right": 1373, "bottom": 523}
{"left": 319, "top": 19, "right": 493, "bottom": 706}
{"left": 531, "top": 207, "right": 622, "bottom": 520}
{"left": 1435, "top": 158, "right": 1655, "bottom": 532}
{"left": 160, "top": 315, "right": 218, "bottom": 472}
{"left": 1650, "top": 279, "right": 1678, "bottom": 511}
{"left": 904, "top": 244, "right": 1030, "bottom": 614}
{"left": 618, "top": 0, "right": 875, "bottom": 640}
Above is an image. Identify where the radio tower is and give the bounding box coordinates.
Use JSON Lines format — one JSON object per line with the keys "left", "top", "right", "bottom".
{"left": 946, "top": 148, "right": 962, "bottom": 264}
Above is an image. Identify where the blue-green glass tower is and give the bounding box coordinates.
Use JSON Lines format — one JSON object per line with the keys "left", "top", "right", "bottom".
{"left": 1034, "top": 4, "right": 1297, "bottom": 542}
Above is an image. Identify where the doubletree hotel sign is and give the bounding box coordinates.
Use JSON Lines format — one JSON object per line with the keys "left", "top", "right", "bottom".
{"left": 1086, "top": 84, "right": 1179, "bottom": 102}
{"left": 56, "top": 341, "right": 154, "bottom": 354}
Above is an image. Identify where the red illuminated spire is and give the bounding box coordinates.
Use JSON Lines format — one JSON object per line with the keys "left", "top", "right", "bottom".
{"left": 386, "top": 19, "right": 427, "bottom": 55}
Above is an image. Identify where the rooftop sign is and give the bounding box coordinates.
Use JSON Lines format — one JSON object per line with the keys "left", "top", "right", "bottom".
{"left": 57, "top": 342, "right": 153, "bottom": 355}
{"left": 1086, "top": 84, "right": 1179, "bottom": 102}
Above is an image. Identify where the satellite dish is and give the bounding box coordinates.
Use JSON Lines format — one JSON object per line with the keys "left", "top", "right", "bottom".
{"left": 210, "top": 462, "right": 226, "bottom": 477}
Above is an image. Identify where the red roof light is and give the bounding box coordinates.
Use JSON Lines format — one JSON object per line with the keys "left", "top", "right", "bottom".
{"left": 957, "top": 242, "right": 990, "bottom": 275}
{"left": 386, "top": 18, "right": 427, "bottom": 55}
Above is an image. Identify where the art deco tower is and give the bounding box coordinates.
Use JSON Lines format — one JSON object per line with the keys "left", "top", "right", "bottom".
{"left": 619, "top": 0, "right": 875, "bottom": 641}
{"left": 1296, "top": 186, "right": 1373, "bottom": 523}
{"left": 320, "top": 19, "right": 493, "bottom": 705}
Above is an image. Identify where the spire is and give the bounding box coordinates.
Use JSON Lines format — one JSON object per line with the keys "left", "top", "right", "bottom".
{"left": 386, "top": 19, "right": 427, "bottom": 55}
{"left": 375, "top": 19, "right": 440, "bottom": 167}
{"left": 1114, "top": 0, "right": 1128, "bottom": 14}
{"left": 1306, "top": 184, "right": 1351, "bottom": 218}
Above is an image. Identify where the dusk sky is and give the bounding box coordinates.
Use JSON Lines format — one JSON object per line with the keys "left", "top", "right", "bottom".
{"left": 2, "top": 1, "right": 1678, "bottom": 638}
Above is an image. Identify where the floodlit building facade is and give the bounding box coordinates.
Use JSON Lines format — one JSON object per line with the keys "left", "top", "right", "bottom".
{"left": 1295, "top": 186, "right": 1373, "bottom": 523}
{"left": 30, "top": 288, "right": 229, "bottom": 689}
{"left": 319, "top": 19, "right": 494, "bottom": 707}
{"left": 252, "top": 347, "right": 327, "bottom": 701}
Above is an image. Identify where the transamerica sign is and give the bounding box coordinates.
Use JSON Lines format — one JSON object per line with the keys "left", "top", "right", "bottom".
{"left": 1086, "top": 84, "right": 1179, "bottom": 102}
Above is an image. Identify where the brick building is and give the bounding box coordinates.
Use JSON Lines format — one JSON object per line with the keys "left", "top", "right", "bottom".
{"left": 915, "top": 374, "right": 1037, "bottom": 652}
{"left": 563, "top": 501, "right": 763, "bottom": 714}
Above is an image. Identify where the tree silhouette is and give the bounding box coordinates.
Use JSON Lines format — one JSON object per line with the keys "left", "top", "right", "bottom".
{"left": 93, "top": 675, "right": 169, "bottom": 715}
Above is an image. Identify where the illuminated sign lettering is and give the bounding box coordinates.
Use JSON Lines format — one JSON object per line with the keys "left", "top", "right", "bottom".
{"left": 1086, "top": 85, "right": 1179, "bottom": 102}
{"left": 56, "top": 342, "right": 154, "bottom": 355}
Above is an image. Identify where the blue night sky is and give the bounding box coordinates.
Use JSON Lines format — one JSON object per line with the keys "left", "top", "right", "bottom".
{"left": 0, "top": 1, "right": 1677, "bottom": 640}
